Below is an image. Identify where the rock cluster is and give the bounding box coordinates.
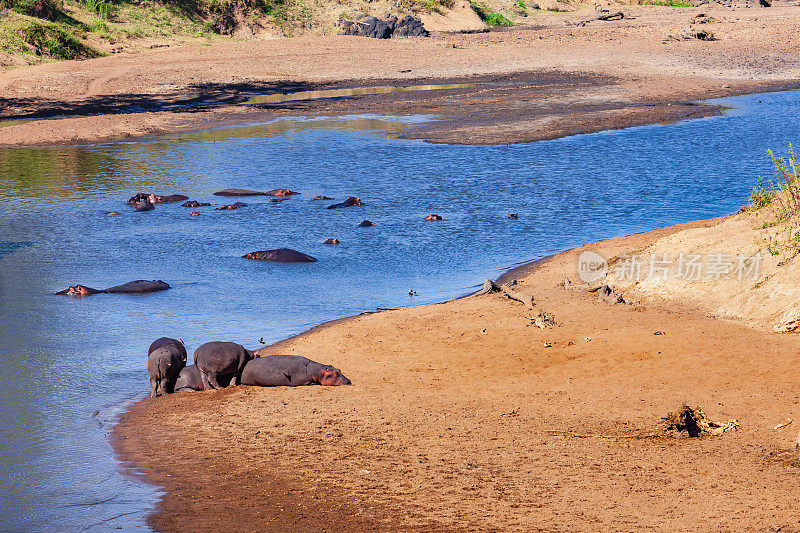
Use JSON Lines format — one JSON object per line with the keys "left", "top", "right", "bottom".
{"left": 340, "top": 13, "right": 429, "bottom": 38}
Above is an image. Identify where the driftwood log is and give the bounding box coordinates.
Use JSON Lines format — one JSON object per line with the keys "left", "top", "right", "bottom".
{"left": 576, "top": 11, "right": 624, "bottom": 26}
{"left": 476, "top": 279, "right": 534, "bottom": 307}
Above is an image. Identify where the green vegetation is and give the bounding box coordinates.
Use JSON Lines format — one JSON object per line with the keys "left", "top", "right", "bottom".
{"left": 469, "top": 0, "right": 512, "bottom": 25}
{"left": 399, "top": 0, "right": 454, "bottom": 15}
{"left": 749, "top": 146, "right": 800, "bottom": 259}
{"left": 21, "top": 21, "right": 102, "bottom": 59}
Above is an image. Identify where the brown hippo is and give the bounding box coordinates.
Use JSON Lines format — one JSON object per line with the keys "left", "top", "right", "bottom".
{"left": 313, "top": 195, "right": 334, "bottom": 201}
{"left": 327, "top": 196, "right": 364, "bottom": 209}
{"left": 357, "top": 220, "right": 375, "bottom": 227}
{"left": 182, "top": 200, "right": 211, "bottom": 207}
{"left": 241, "top": 355, "right": 351, "bottom": 387}
{"left": 425, "top": 213, "right": 443, "bottom": 221}
{"left": 54, "top": 280, "right": 170, "bottom": 296}
{"left": 194, "top": 341, "right": 255, "bottom": 390}
{"left": 508, "top": 213, "right": 519, "bottom": 219}
{"left": 243, "top": 249, "right": 317, "bottom": 262}
{"left": 323, "top": 238, "right": 340, "bottom": 244}
{"left": 147, "top": 338, "right": 187, "bottom": 398}
{"left": 268, "top": 198, "right": 285, "bottom": 203}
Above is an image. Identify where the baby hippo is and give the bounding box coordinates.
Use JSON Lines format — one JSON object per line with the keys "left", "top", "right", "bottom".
{"left": 147, "top": 337, "right": 187, "bottom": 398}
{"left": 241, "top": 355, "right": 351, "bottom": 387}
{"left": 193, "top": 341, "right": 254, "bottom": 390}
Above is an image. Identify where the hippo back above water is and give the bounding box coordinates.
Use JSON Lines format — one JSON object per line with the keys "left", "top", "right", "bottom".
{"left": 242, "top": 249, "right": 317, "bottom": 263}
{"left": 241, "top": 355, "right": 351, "bottom": 387}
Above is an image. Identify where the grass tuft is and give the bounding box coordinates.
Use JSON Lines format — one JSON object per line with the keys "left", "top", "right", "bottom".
{"left": 469, "top": 0, "right": 512, "bottom": 25}
{"left": 21, "top": 22, "right": 103, "bottom": 59}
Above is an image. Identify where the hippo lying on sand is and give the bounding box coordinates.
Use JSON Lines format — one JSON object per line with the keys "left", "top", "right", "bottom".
{"left": 174, "top": 364, "right": 235, "bottom": 392}
{"left": 55, "top": 280, "right": 170, "bottom": 296}
{"left": 242, "top": 355, "right": 351, "bottom": 387}
{"left": 194, "top": 341, "right": 255, "bottom": 390}
{"left": 327, "top": 196, "right": 364, "bottom": 209}
{"left": 148, "top": 337, "right": 187, "bottom": 397}
{"left": 243, "top": 248, "right": 317, "bottom": 262}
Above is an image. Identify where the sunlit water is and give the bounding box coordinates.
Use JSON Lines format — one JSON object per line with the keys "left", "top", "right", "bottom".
{"left": 0, "top": 91, "right": 798, "bottom": 531}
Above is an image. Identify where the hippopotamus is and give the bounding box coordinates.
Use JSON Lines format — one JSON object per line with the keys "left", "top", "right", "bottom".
{"left": 193, "top": 341, "right": 255, "bottom": 390}
{"left": 313, "top": 195, "right": 334, "bottom": 201}
{"left": 132, "top": 199, "right": 154, "bottom": 212}
{"left": 127, "top": 192, "right": 150, "bottom": 205}
{"left": 173, "top": 364, "right": 235, "bottom": 392}
{"left": 215, "top": 202, "right": 247, "bottom": 210}
{"left": 241, "top": 355, "right": 351, "bottom": 387}
{"left": 54, "top": 280, "right": 170, "bottom": 296}
{"left": 357, "top": 220, "right": 375, "bottom": 227}
{"left": 425, "top": 213, "right": 443, "bottom": 221}
{"left": 268, "top": 198, "right": 286, "bottom": 203}
{"left": 243, "top": 248, "right": 317, "bottom": 262}
{"left": 508, "top": 213, "right": 519, "bottom": 219}
{"left": 147, "top": 337, "right": 187, "bottom": 398}
{"left": 327, "top": 196, "right": 364, "bottom": 209}
{"left": 323, "top": 238, "right": 340, "bottom": 244}
{"left": 182, "top": 200, "right": 211, "bottom": 208}
{"left": 268, "top": 188, "right": 300, "bottom": 197}
{"left": 213, "top": 188, "right": 269, "bottom": 197}
{"left": 149, "top": 194, "right": 189, "bottom": 204}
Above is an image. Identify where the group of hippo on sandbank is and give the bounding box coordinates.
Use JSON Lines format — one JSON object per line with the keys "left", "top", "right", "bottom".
{"left": 147, "top": 337, "right": 351, "bottom": 398}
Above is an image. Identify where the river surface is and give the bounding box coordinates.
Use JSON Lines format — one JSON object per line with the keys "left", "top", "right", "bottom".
{"left": 0, "top": 90, "right": 798, "bottom": 531}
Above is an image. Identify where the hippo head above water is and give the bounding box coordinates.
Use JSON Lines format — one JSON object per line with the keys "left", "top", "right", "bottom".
{"left": 319, "top": 365, "right": 351, "bottom": 386}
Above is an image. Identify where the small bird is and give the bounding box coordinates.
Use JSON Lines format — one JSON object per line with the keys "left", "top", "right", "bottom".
{"left": 259, "top": 337, "right": 265, "bottom": 344}
{"left": 409, "top": 289, "right": 418, "bottom": 296}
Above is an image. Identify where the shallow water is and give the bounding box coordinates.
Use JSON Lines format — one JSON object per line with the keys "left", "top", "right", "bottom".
{"left": 0, "top": 90, "right": 798, "bottom": 531}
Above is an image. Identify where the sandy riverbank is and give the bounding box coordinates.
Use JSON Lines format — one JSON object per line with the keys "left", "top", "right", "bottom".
{"left": 3, "top": 3, "right": 800, "bottom": 147}
{"left": 114, "top": 206, "right": 800, "bottom": 531}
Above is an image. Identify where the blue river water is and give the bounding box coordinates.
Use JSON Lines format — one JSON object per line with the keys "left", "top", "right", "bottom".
{"left": 0, "top": 89, "right": 798, "bottom": 531}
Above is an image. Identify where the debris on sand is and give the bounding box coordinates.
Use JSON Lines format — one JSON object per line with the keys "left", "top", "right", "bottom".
{"left": 661, "top": 405, "right": 739, "bottom": 437}
{"left": 525, "top": 311, "right": 557, "bottom": 329}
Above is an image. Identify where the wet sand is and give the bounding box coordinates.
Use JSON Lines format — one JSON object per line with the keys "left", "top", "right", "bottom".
{"left": 113, "top": 214, "right": 800, "bottom": 531}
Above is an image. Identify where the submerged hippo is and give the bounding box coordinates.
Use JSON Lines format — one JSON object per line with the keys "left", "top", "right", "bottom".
{"left": 508, "top": 213, "right": 519, "bottom": 219}
{"left": 216, "top": 202, "right": 248, "bottom": 210}
{"left": 54, "top": 280, "right": 170, "bottom": 296}
{"left": 425, "top": 213, "right": 443, "bottom": 221}
{"left": 182, "top": 200, "right": 211, "bottom": 208}
{"left": 313, "top": 195, "right": 334, "bottom": 201}
{"left": 147, "top": 338, "right": 187, "bottom": 398}
{"left": 357, "top": 220, "right": 375, "bottom": 227}
{"left": 132, "top": 199, "right": 154, "bottom": 212}
{"left": 327, "top": 196, "right": 364, "bottom": 209}
{"left": 242, "top": 355, "right": 351, "bottom": 387}
{"left": 323, "top": 238, "right": 340, "bottom": 244}
{"left": 268, "top": 188, "right": 300, "bottom": 197}
{"left": 243, "top": 248, "right": 317, "bottom": 262}
{"left": 194, "top": 341, "right": 255, "bottom": 390}
{"left": 213, "top": 188, "right": 269, "bottom": 197}
{"left": 149, "top": 193, "right": 189, "bottom": 204}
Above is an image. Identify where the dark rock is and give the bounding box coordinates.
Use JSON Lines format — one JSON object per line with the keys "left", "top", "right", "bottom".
{"left": 512, "top": 8, "right": 528, "bottom": 16}
{"left": 341, "top": 13, "right": 428, "bottom": 39}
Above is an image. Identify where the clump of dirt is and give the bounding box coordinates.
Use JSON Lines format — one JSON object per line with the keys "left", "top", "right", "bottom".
{"left": 661, "top": 405, "right": 738, "bottom": 437}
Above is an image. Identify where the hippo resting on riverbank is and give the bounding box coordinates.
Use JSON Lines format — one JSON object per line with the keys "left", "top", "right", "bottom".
{"left": 147, "top": 338, "right": 187, "bottom": 398}
{"left": 243, "top": 248, "right": 317, "bottom": 262}
{"left": 54, "top": 280, "right": 170, "bottom": 296}
{"left": 213, "top": 188, "right": 300, "bottom": 197}
{"left": 174, "top": 364, "right": 234, "bottom": 392}
{"left": 242, "top": 355, "right": 351, "bottom": 387}
{"left": 194, "top": 341, "right": 255, "bottom": 390}
{"left": 327, "top": 196, "right": 364, "bottom": 209}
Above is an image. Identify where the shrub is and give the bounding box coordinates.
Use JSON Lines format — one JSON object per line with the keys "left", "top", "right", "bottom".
{"left": 469, "top": 0, "right": 512, "bottom": 25}
{"left": 21, "top": 22, "right": 103, "bottom": 59}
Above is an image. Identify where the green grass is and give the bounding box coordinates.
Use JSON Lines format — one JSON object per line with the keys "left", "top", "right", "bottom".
{"left": 21, "top": 21, "right": 102, "bottom": 59}
{"left": 469, "top": 0, "right": 512, "bottom": 25}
